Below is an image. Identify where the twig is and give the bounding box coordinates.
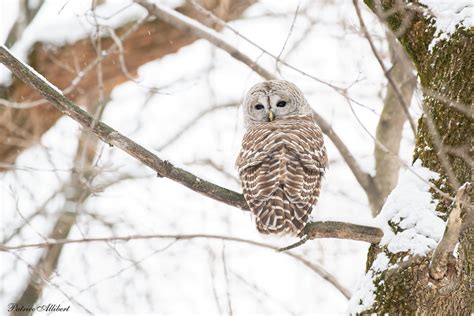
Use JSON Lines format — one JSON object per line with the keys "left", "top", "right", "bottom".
{"left": 0, "top": 45, "right": 384, "bottom": 246}
{"left": 134, "top": 0, "right": 274, "bottom": 80}
{"left": 157, "top": 102, "right": 237, "bottom": 151}
{"left": 275, "top": 0, "right": 301, "bottom": 74}
{"left": 0, "top": 14, "right": 148, "bottom": 109}
{"left": 352, "top": 0, "right": 417, "bottom": 136}
{"left": 188, "top": 0, "right": 343, "bottom": 91}
{"left": 278, "top": 235, "right": 309, "bottom": 252}
{"left": 304, "top": 221, "right": 383, "bottom": 244}
{"left": 312, "top": 111, "right": 378, "bottom": 201}
{"left": 420, "top": 105, "right": 461, "bottom": 189}
{"left": 429, "top": 182, "right": 472, "bottom": 280}
{"left": 0, "top": 233, "right": 352, "bottom": 299}
{"left": 345, "top": 90, "right": 457, "bottom": 205}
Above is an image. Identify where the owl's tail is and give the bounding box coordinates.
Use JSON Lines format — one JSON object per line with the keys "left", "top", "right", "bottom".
{"left": 254, "top": 186, "right": 312, "bottom": 235}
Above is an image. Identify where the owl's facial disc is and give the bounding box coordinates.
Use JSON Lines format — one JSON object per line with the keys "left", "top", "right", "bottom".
{"left": 243, "top": 80, "right": 311, "bottom": 127}
{"left": 246, "top": 94, "right": 273, "bottom": 123}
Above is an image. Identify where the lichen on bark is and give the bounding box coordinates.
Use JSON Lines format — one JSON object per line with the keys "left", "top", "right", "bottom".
{"left": 359, "top": 0, "right": 473, "bottom": 314}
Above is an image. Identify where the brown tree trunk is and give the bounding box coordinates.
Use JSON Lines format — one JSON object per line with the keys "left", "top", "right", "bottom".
{"left": 358, "top": 1, "right": 473, "bottom": 314}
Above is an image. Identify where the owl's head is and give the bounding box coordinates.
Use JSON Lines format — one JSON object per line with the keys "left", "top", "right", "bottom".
{"left": 242, "top": 80, "right": 312, "bottom": 127}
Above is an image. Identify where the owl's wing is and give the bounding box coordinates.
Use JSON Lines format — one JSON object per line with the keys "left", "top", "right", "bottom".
{"left": 284, "top": 120, "right": 327, "bottom": 208}
{"left": 235, "top": 127, "right": 271, "bottom": 170}
{"left": 236, "top": 117, "right": 328, "bottom": 234}
{"left": 236, "top": 126, "right": 279, "bottom": 202}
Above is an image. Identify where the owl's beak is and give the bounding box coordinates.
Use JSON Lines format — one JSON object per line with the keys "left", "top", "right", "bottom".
{"left": 267, "top": 110, "right": 274, "bottom": 122}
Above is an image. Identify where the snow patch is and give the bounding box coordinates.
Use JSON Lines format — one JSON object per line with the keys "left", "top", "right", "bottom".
{"left": 348, "top": 253, "right": 389, "bottom": 314}
{"left": 349, "top": 162, "right": 445, "bottom": 313}
{"left": 377, "top": 161, "right": 444, "bottom": 256}
{"left": 420, "top": 1, "right": 474, "bottom": 51}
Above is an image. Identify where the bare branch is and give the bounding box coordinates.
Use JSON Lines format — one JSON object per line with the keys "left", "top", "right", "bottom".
{"left": 0, "top": 0, "right": 256, "bottom": 170}
{"left": 303, "top": 221, "right": 383, "bottom": 244}
{"left": 352, "top": 0, "right": 417, "bottom": 135}
{"left": 157, "top": 102, "right": 237, "bottom": 151}
{"left": 0, "top": 233, "right": 352, "bottom": 300}
{"left": 312, "top": 111, "right": 378, "bottom": 203}
{"left": 281, "top": 217, "right": 385, "bottom": 251}
{"left": 134, "top": 0, "right": 274, "bottom": 80}
{"left": 429, "top": 182, "right": 472, "bottom": 280}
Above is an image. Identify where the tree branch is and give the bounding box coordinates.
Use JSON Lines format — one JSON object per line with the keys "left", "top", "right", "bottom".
{"left": 429, "top": 182, "right": 472, "bottom": 280}
{"left": 0, "top": 0, "right": 256, "bottom": 171}
{"left": 0, "top": 45, "right": 384, "bottom": 245}
{"left": 352, "top": 0, "right": 417, "bottom": 135}
{"left": 0, "top": 233, "right": 352, "bottom": 300}
{"left": 303, "top": 221, "right": 383, "bottom": 244}
{"left": 135, "top": 0, "right": 274, "bottom": 79}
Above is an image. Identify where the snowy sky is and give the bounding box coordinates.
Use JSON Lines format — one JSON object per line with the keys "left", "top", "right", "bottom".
{"left": 0, "top": 0, "right": 432, "bottom": 314}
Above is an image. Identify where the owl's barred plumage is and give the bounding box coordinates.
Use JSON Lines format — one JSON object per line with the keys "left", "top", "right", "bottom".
{"left": 236, "top": 80, "right": 328, "bottom": 235}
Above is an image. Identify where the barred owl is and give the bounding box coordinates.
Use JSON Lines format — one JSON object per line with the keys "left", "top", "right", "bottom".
{"left": 236, "top": 80, "right": 328, "bottom": 235}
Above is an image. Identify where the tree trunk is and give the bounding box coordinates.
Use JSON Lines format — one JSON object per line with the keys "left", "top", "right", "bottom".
{"left": 355, "top": 1, "right": 473, "bottom": 314}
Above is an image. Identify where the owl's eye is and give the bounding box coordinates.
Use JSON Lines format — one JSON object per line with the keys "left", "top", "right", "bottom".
{"left": 276, "top": 100, "right": 287, "bottom": 107}
{"left": 254, "top": 104, "right": 264, "bottom": 110}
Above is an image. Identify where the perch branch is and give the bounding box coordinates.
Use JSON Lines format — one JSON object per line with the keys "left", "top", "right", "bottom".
{"left": 303, "top": 221, "right": 383, "bottom": 244}
{"left": 0, "top": 45, "right": 384, "bottom": 246}
{"left": 429, "top": 182, "right": 472, "bottom": 280}
{"left": 280, "top": 220, "right": 384, "bottom": 251}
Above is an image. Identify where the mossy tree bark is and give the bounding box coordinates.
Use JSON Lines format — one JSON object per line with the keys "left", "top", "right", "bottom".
{"left": 359, "top": 1, "right": 473, "bottom": 314}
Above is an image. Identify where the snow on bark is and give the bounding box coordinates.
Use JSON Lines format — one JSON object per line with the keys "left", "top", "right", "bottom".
{"left": 349, "top": 162, "right": 445, "bottom": 313}
{"left": 419, "top": 0, "right": 473, "bottom": 51}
